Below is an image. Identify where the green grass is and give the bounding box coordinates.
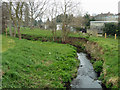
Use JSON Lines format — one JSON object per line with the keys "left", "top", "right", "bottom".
{"left": 20, "top": 27, "right": 83, "bottom": 38}
{"left": 7, "top": 27, "right": 89, "bottom": 39}
{"left": 2, "top": 36, "right": 15, "bottom": 53}
{"left": 86, "top": 36, "right": 119, "bottom": 88}
{"left": 6, "top": 27, "right": 119, "bottom": 88}
{"left": 21, "top": 28, "right": 61, "bottom": 37}
{"left": 2, "top": 35, "right": 79, "bottom": 88}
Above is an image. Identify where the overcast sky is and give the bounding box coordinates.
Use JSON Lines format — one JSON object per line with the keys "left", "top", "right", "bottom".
{"left": 81, "top": 0, "right": 119, "bottom": 15}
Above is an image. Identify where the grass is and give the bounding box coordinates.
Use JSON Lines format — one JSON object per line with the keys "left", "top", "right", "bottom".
{"left": 2, "top": 35, "right": 79, "bottom": 88}
{"left": 84, "top": 36, "right": 118, "bottom": 88}
{"left": 20, "top": 27, "right": 83, "bottom": 38}
{"left": 5, "top": 27, "right": 119, "bottom": 88}
{"left": 7, "top": 27, "right": 89, "bottom": 39}
{"left": 21, "top": 28, "right": 61, "bottom": 37}
{"left": 2, "top": 36, "right": 15, "bottom": 53}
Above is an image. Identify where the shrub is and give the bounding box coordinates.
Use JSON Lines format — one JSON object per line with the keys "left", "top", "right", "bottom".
{"left": 93, "top": 60, "right": 103, "bottom": 73}
{"left": 103, "top": 23, "right": 119, "bottom": 36}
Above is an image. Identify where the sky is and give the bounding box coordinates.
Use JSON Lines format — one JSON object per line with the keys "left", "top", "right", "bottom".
{"left": 2, "top": 0, "right": 119, "bottom": 15}
{"left": 1, "top": 0, "right": 120, "bottom": 21}
{"left": 81, "top": 0, "right": 119, "bottom": 15}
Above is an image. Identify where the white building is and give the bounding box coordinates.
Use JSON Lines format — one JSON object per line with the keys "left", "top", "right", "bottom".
{"left": 94, "top": 12, "right": 118, "bottom": 21}
{"left": 87, "top": 21, "right": 118, "bottom": 35}
{"left": 56, "top": 24, "right": 62, "bottom": 30}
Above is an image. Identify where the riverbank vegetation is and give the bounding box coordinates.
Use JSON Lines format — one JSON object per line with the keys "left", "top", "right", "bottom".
{"left": 18, "top": 28, "right": 119, "bottom": 88}
{"left": 2, "top": 35, "right": 79, "bottom": 88}
{"left": 87, "top": 36, "right": 118, "bottom": 88}
{"left": 1, "top": 0, "right": 119, "bottom": 89}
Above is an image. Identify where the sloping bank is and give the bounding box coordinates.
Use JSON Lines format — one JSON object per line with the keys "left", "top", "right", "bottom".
{"left": 67, "top": 37, "right": 118, "bottom": 88}
{"left": 2, "top": 35, "right": 80, "bottom": 88}
{"left": 20, "top": 34, "right": 118, "bottom": 88}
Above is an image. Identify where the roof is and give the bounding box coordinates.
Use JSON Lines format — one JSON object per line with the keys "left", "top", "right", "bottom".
{"left": 94, "top": 12, "right": 118, "bottom": 18}
{"left": 90, "top": 21, "right": 118, "bottom": 23}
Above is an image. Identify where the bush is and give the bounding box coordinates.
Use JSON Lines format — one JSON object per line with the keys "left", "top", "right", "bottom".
{"left": 93, "top": 60, "right": 103, "bottom": 73}
{"left": 103, "top": 23, "right": 119, "bottom": 36}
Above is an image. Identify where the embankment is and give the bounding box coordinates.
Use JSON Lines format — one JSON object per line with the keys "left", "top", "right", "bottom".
{"left": 20, "top": 34, "right": 118, "bottom": 88}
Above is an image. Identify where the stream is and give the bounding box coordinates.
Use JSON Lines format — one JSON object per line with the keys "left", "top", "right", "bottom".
{"left": 20, "top": 35, "right": 103, "bottom": 89}
{"left": 70, "top": 53, "right": 102, "bottom": 89}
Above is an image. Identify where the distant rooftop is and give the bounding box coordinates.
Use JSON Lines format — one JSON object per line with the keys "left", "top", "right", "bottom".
{"left": 90, "top": 21, "right": 118, "bottom": 23}
{"left": 94, "top": 12, "right": 117, "bottom": 17}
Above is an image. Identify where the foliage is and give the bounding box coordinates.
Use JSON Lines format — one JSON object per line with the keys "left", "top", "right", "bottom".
{"left": 5, "top": 27, "right": 119, "bottom": 88}
{"left": 103, "top": 23, "right": 119, "bottom": 36}
{"left": 83, "top": 13, "right": 95, "bottom": 29}
{"left": 2, "top": 35, "right": 79, "bottom": 88}
{"left": 86, "top": 36, "right": 118, "bottom": 88}
{"left": 93, "top": 60, "right": 103, "bottom": 73}
{"left": 56, "top": 14, "right": 74, "bottom": 23}
{"left": 118, "top": 21, "right": 120, "bottom": 36}
{"left": 33, "top": 19, "right": 43, "bottom": 27}
{"left": 75, "top": 27, "right": 84, "bottom": 32}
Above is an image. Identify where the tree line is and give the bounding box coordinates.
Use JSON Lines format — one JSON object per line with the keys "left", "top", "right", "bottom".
{"left": 1, "top": 0, "right": 48, "bottom": 40}
{"left": 1, "top": 0, "right": 89, "bottom": 42}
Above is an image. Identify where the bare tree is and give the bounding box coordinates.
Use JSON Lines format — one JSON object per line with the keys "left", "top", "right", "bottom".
{"left": 28, "top": 0, "right": 48, "bottom": 29}
{"left": 1, "top": 2, "right": 9, "bottom": 35}
{"left": 70, "top": 16, "right": 85, "bottom": 29}
{"left": 24, "top": 2, "right": 30, "bottom": 27}
{"left": 6, "top": 1, "right": 25, "bottom": 40}
{"left": 14, "top": 2, "right": 25, "bottom": 40}
{"left": 6, "top": 2, "right": 17, "bottom": 37}
{"left": 49, "top": 0, "right": 58, "bottom": 41}
{"left": 59, "top": 0, "right": 80, "bottom": 42}
{"left": 3, "top": 2, "right": 13, "bottom": 37}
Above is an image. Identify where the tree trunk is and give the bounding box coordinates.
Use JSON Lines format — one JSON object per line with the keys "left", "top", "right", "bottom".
{"left": 54, "top": 29, "right": 56, "bottom": 41}
{"left": 5, "top": 25, "right": 7, "bottom": 37}
{"left": 9, "top": 20, "right": 13, "bottom": 36}
{"left": 18, "top": 27, "right": 21, "bottom": 40}
{"left": 62, "top": 23, "right": 66, "bottom": 43}
{"left": 13, "top": 23, "right": 17, "bottom": 37}
{"left": 52, "top": 29, "right": 55, "bottom": 41}
{"left": 2, "top": 20, "right": 5, "bottom": 34}
{"left": 14, "top": 25, "right": 17, "bottom": 37}
{"left": 54, "top": 22, "right": 57, "bottom": 41}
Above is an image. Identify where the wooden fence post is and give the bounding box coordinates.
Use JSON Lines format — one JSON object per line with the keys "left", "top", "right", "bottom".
{"left": 115, "top": 34, "right": 116, "bottom": 40}
{"left": 105, "top": 33, "right": 106, "bottom": 39}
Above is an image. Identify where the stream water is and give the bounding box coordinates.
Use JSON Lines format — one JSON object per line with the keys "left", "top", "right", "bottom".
{"left": 70, "top": 53, "right": 102, "bottom": 89}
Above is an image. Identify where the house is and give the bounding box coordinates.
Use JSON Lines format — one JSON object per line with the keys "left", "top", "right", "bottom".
{"left": 87, "top": 12, "right": 119, "bottom": 36}
{"left": 87, "top": 21, "right": 118, "bottom": 36}
{"left": 94, "top": 12, "right": 118, "bottom": 21}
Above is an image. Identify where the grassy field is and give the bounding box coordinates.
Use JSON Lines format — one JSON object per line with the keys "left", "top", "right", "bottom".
{"left": 7, "top": 27, "right": 88, "bottom": 39}
{"left": 20, "top": 28, "right": 119, "bottom": 88}
{"left": 21, "top": 28, "right": 61, "bottom": 37}
{"left": 87, "top": 36, "right": 119, "bottom": 88}
{"left": 4, "top": 28, "right": 119, "bottom": 88}
{"left": 2, "top": 35, "right": 79, "bottom": 88}
{"left": 20, "top": 27, "right": 83, "bottom": 38}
